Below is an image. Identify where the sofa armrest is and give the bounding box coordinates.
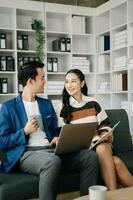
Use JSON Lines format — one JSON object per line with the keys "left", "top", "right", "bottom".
{"left": 106, "top": 109, "right": 133, "bottom": 153}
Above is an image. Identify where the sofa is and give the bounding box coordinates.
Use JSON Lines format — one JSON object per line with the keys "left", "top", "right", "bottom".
{"left": 0, "top": 109, "right": 133, "bottom": 200}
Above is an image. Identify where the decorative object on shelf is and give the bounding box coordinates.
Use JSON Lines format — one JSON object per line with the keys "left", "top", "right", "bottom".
{"left": 31, "top": 18, "right": 45, "bottom": 61}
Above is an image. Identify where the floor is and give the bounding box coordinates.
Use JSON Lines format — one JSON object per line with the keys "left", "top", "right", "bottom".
{"left": 32, "top": 191, "right": 80, "bottom": 200}
{"left": 57, "top": 191, "right": 80, "bottom": 200}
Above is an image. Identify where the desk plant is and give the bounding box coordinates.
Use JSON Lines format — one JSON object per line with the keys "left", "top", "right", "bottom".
{"left": 31, "top": 18, "right": 45, "bottom": 61}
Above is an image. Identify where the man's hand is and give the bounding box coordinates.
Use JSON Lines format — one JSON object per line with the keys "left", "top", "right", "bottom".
{"left": 51, "top": 137, "right": 59, "bottom": 146}
{"left": 24, "top": 116, "right": 38, "bottom": 135}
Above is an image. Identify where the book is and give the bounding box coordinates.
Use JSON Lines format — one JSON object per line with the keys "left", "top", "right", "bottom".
{"left": 98, "top": 35, "right": 110, "bottom": 52}
{"left": 90, "top": 121, "right": 120, "bottom": 150}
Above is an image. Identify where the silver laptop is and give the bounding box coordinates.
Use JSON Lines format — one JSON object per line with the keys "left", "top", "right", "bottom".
{"left": 55, "top": 122, "right": 98, "bottom": 155}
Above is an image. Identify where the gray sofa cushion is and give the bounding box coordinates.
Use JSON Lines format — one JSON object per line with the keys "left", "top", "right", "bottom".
{"left": 0, "top": 170, "right": 79, "bottom": 200}
{"left": 0, "top": 173, "right": 39, "bottom": 200}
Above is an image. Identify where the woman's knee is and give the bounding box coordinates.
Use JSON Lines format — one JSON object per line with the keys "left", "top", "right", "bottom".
{"left": 113, "top": 156, "right": 124, "bottom": 171}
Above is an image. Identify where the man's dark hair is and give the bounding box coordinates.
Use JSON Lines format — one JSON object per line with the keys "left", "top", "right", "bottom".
{"left": 18, "top": 61, "right": 44, "bottom": 87}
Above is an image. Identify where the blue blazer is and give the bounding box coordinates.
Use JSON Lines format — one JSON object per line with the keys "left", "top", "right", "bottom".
{"left": 0, "top": 95, "right": 58, "bottom": 172}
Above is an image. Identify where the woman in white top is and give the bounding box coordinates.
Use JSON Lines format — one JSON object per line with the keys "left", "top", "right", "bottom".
{"left": 57, "top": 68, "right": 133, "bottom": 190}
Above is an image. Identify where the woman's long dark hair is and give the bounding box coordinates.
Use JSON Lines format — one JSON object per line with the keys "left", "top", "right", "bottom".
{"left": 60, "top": 69, "right": 88, "bottom": 123}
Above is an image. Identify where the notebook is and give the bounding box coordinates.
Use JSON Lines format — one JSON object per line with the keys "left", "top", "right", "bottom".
{"left": 55, "top": 122, "right": 98, "bottom": 155}
{"left": 90, "top": 121, "right": 120, "bottom": 150}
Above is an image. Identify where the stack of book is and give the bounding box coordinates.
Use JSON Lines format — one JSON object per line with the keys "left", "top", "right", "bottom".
{"left": 129, "top": 26, "right": 133, "bottom": 46}
{"left": 47, "top": 81, "right": 64, "bottom": 95}
{"left": 72, "top": 56, "right": 90, "bottom": 74}
{"left": 97, "top": 81, "right": 110, "bottom": 93}
{"left": 72, "top": 15, "right": 85, "bottom": 34}
{"left": 114, "top": 30, "right": 127, "bottom": 49}
{"left": 98, "top": 54, "right": 110, "bottom": 72}
{"left": 113, "top": 56, "right": 127, "bottom": 70}
{"left": 112, "top": 73, "right": 128, "bottom": 92}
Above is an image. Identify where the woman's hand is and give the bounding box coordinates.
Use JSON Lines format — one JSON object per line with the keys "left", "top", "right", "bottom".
{"left": 100, "top": 132, "right": 113, "bottom": 143}
{"left": 51, "top": 137, "right": 59, "bottom": 146}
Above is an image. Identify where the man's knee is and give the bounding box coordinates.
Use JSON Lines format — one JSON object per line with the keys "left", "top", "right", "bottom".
{"left": 51, "top": 155, "right": 62, "bottom": 169}
{"left": 80, "top": 149, "right": 98, "bottom": 166}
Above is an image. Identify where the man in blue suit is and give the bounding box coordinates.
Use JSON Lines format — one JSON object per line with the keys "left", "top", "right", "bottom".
{"left": 0, "top": 61, "right": 99, "bottom": 200}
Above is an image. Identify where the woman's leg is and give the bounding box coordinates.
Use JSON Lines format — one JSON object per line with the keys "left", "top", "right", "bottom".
{"left": 113, "top": 156, "right": 133, "bottom": 187}
{"left": 96, "top": 143, "right": 117, "bottom": 190}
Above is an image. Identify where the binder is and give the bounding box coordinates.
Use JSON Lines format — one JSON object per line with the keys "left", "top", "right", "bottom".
{"left": 6, "top": 56, "right": 14, "bottom": 71}
{"left": 104, "top": 35, "right": 110, "bottom": 51}
{"left": 98, "top": 35, "right": 110, "bottom": 52}
{"left": 0, "top": 33, "right": 6, "bottom": 49}
{"left": 17, "top": 35, "right": 23, "bottom": 50}
{"left": 47, "top": 57, "right": 53, "bottom": 72}
{"left": 22, "top": 35, "right": 29, "bottom": 50}
{"left": 52, "top": 57, "right": 58, "bottom": 72}
{"left": 18, "top": 56, "right": 23, "bottom": 68}
{"left": 0, "top": 78, "right": 8, "bottom": 93}
{"left": 0, "top": 56, "right": 6, "bottom": 71}
{"left": 65, "top": 38, "right": 71, "bottom": 52}
{"left": 52, "top": 39, "right": 59, "bottom": 51}
{"left": 60, "top": 38, "right": 66, "bottom": 52}
{"left": 34, "top": 57, "right": 40, "bottom": 62}
{"left": 23, "top": 57, "right": 29, "bottom": 64}
{"left": 28, "top": 57, "right": 34, "bottom": 62}
{"left": 52, "top": 37, "right": 66, "bottom": 52}
{"left": 122, "top": 73, "right": 128, "bottom": 91}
